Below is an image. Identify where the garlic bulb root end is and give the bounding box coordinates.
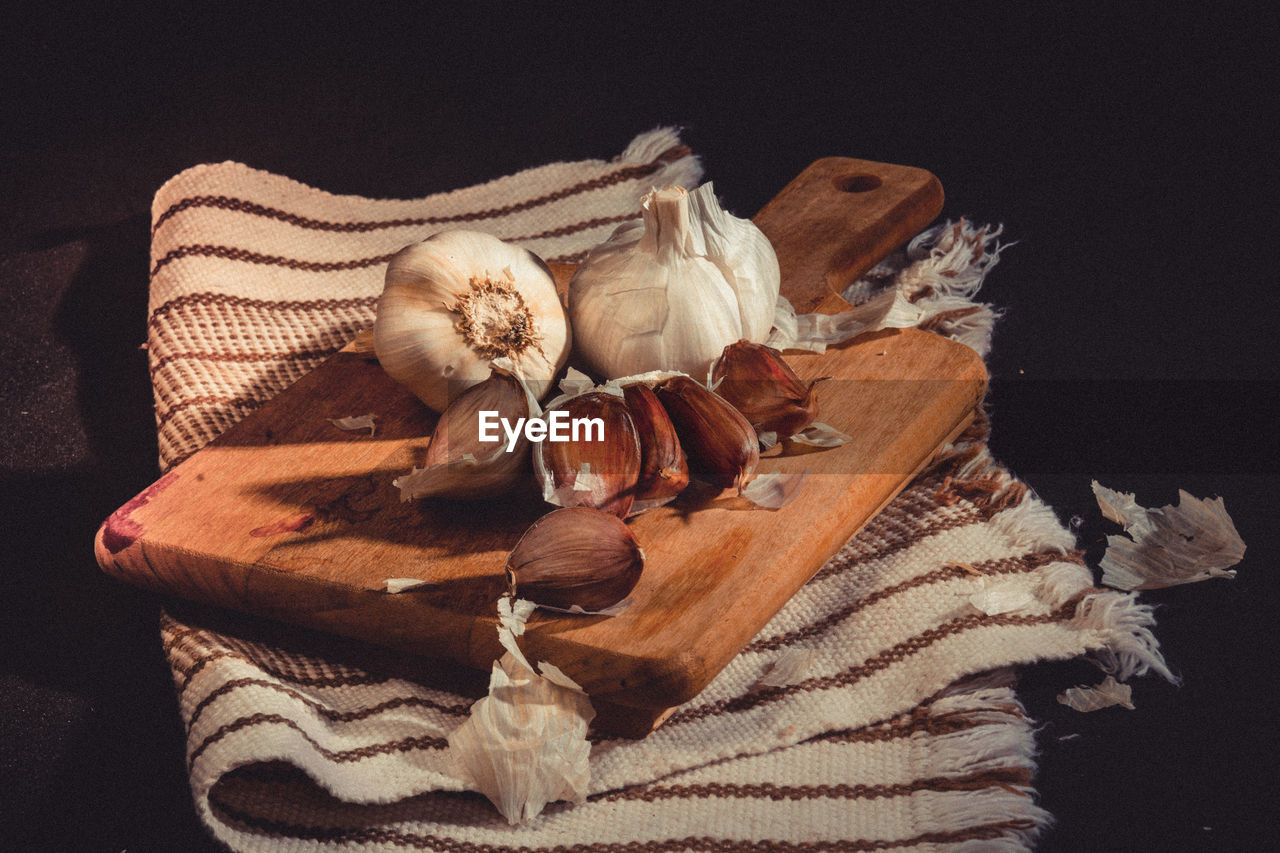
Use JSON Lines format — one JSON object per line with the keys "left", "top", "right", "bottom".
{"left": 449, "top": 271, "right": 546, "bottom": 362}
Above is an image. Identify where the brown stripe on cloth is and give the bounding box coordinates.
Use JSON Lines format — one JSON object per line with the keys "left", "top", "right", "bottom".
{"left": 204, "top": 798, "right": 1040, "bottom": 853}
{"left": 589, "top": 769, "right": 1034, "bottom": 804}
{"left": 505, "top": 212, "right": 639, "bottom": 243}
{"left": 807, "top": 707, "right": 1023, "bottom": 745}
{"left": 150, "top": 347, "right": 351, "bottom": 393}
{"left": 149, "top": 194, "right": 635, "bottom": 240}
{"left": 807, "top": 488, "right": 983, "bottom": 576}
{"left": 665, "top": 597, "right": 1086, "bottom": 727}
{"left": 174, "top": 649, "right": 397, "bottom": 695}
{"left": 146, "top": 296, "right": 375, "bottom": 369}
{"left": 745, "top": 550, "right": 1084, "bottom": 654}
{"left": 149, "top": 347, "right": 341, "bottom": 372}
{"left": 150, "top": 293, "right": 379, "bottom": 325}
{"left": 150, "top": 358, "right": 336, "bottom": 398}
{"left": 186, "top": 678, "right": 473, "bottom": 732}
{"left": 188, "top": 713, "right": 450, "bottom": 768}
{"left": 152, "top": 241, "right": 609, "bottom": 278}
{"left": 221, "top": 697, "right": 1010, "bottom": 781}
{"left": 581, "top": 678, "right": 1016, "bottom": 747}
{"left": 151, "top": 244, "right": 399, "bottom": 278}
{"left": 155, "top": 394, "right": 262, "bottom": 429}
{"left": 149, "top": 352, "right": 351, "bottom": 390}
{"left": 212, "top": 753, "right": 1039, "bottom": 845}
{"left": 165, "top": 616, "right": 411, "bottom": 693}
{"left": 151, "top": 144, "right": 689, "bottom": 236}
{"left": 198, "top": 744, "right": 1030, "bottom": 809}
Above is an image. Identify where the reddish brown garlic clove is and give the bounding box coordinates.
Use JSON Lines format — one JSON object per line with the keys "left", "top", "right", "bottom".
{"left": 534, "top": 391, "right": 642, "bottom": 518}
{"left": 506, "top": 507, "right": 644, "bottom": 612}
{"left": 654, "top": 374, "right": 759, "bottom": 491}
{"left": 711, "top": 340, "right": 820, "bottom": 439}
{"left": 393, "top": 368, "right": 534, "bottom": 501}
{"left": 621, "top": 383, "right": 689, "bottom": 510}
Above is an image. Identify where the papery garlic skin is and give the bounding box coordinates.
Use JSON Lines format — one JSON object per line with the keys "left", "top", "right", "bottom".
{"left": 374, "top": 230, "right": 570, "bottom": 412}
{"left": 686, "top": 185, "right": 780, "bottom": 343}
{"left": 568, "top": 183, "right": 780, "bottom": 380}
{"left": 448, "top": 595, "right": 594, "bottom": 825}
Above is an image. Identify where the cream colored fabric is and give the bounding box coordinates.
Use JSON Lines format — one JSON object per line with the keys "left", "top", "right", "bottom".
{"left": 147, "top": 129, "right": 1167, "bottom": 851}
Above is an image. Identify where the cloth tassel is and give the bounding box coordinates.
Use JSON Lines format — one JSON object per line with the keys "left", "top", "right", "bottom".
{"left": 1072, "top": 591, "right": 1177, "bottom": 684}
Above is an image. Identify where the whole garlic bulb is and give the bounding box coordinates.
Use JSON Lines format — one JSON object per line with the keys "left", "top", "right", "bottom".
{"left": 373, "top": 230, "right": 571, "bottom": 412}
{"left": 568, "top": 183, "right": 780, "bottom": 380}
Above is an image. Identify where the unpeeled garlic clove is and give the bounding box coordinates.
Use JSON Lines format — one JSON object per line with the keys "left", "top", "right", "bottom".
{"left": 711, "top": 340, "right": 820, "bottom": 439}
{"left": 393, "top": 366, "right": 534, "bottom": 501}
{"left": 654, "top": 374, "right": 759, "bottom": 491}
{"left": 506, "top": 507, "right": 644, "bottom": 612}
{"left": 533, "top": 391, "right": 642, "bottom": 518}
{"left": 621, "top": 383, "right": 689, "bottom": 511}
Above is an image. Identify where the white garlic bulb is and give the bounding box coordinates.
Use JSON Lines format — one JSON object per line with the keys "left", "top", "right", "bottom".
{"left": 373, "top": 230, "right": 571, "bottom": 412}
{"left": 568, "top": 183, "right": 780, "bottom": 380}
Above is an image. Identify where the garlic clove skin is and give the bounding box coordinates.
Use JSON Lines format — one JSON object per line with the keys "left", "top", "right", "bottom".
{"left": 686, "top": 184, "right": 781, "bottom": 343}
{"left": 506, "top": 507, "right": 644, "bottom": 612}
{"left": 568, "top": 183, "right": 779, "bottom": 381}
{"left": 533, "top": 391, "right": 642, "bottom": 518}
{"left": 393, "top": 366, "right": 534, "bottom": 501}
{"left": 620, "top": 382, "right": 689, "bottom": 511}
{"left": 711, "top": 340, "right": 820, "bottom": 439}
{"left": 654, "top": 374, "right": 759, "bottom": 491}
{"left": 374, "top": 230, "right": 570, "bottom": 412}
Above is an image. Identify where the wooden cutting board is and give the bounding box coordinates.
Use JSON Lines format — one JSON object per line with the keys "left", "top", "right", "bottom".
{"left": 96, "top": 157, "right": 985, "bottom": 736}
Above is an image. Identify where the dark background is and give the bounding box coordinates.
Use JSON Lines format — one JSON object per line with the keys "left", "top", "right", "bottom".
{"left": 2, "top": 3, "right": 1276, "bottom": 850}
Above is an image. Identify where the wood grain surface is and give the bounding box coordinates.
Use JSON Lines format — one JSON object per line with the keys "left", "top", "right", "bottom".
{"left": 96, "top": 158, "right": 982, "bottom": 735}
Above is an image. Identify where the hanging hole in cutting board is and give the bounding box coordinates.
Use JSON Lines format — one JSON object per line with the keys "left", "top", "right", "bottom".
{"left": 835, "top": 174, "right": 883, "bottom": 193}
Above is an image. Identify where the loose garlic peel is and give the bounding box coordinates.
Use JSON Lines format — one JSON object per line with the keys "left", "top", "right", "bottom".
{"left": 1057, "top": 675, "right": 1135, "bottom": 712}
{"left": 569, "top": 183, "right": 780, "bottom": 380}
{"left": 1092, "top": 481, "right": 1246, "bottom": 590}
{"left": 447, "top": 595, "right": 594, "bottom": 825}
{"left": 374, "top": 230, "right": 570, "bottom": 412}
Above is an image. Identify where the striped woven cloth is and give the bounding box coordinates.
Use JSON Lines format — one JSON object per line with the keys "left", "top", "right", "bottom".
{"left": 148, "top": 129, "right": 1169, "bottom": 851}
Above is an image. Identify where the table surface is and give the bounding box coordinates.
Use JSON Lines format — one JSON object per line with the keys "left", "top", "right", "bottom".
{"left": 2, "top": 5, "right": 1276, "bottom": 851}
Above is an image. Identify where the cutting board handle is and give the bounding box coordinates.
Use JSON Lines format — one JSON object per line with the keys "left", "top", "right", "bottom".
{"left": 753, "top": 157, "right": 943, "bottom": 314}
